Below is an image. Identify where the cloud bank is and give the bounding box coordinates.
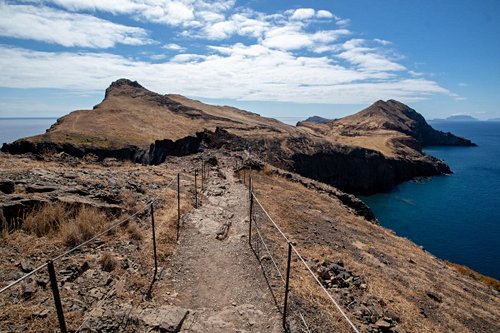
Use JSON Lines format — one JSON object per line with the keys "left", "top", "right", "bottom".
{"left": 0, "top": 0, "right": 459, "bottom": 104}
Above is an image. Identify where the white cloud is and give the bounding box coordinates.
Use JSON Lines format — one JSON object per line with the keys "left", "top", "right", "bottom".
{"left": 0, "top": 45, "right": 454, "bottom": 104}
{"left": 317, "top": 10, "right": 333, "bottom": 19}
{"left": 262, "top": 25, "right": 350, "bottom": 51}
{"left": 1, "top": 1, "right": 456, "bottom": 107}
{"left": 0, "top": 2, "right": 151, "bottom": 48}
{"left": 170, "top": 53, "right": 206, "bottom": 63}
{"left": 203, "top": 20, "right": 237, "bottom": 39}
{"left": 162, "top": 43, "right": 186, "bottom": 51}
{"left": 290, "top": 8, "right": 316, "bottom": 21}
{"left": 374, "top": 38, "right": 391, "bottom": 45}
{"left": 338, "top": 39, "right": 405, "bottom": 72}
{"left": 31, "top": 0, "right": 235, "bottom": 27}
{"left": 262, "top": 26, "right": 313, "bottom": 50}
{"left": 457, "top": 82, "right": 468, "bottom": 87}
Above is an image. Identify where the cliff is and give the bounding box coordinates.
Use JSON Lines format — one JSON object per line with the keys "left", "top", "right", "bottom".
{"left": 2, "top": 80, "right": 475, "bottom": 194}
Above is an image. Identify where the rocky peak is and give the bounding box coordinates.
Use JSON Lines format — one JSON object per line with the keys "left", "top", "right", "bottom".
{"left": 349, "top": 99, "right": 476, "bottom": 147}
{"left": 104, "top": 78, "right": 147, "bottom": 98}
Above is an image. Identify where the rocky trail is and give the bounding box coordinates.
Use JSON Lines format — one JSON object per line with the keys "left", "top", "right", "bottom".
{"left": 159, "top": 161, "right": 281, "bottom": 332}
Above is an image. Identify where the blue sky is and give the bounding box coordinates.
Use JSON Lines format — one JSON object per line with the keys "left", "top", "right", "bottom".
{"left": 0, "top": 0, "right": 498, "bottom": 120}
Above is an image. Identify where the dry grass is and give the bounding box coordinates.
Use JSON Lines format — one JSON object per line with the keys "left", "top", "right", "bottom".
{"left": 59, "top": 206, "right": 107, "bottom": 247}
{"left": 99, "top": 251, "right": 117, "bottom": 272}
{"left": 249, "top": 168, "right": 500, "bottom": 333}
{"left": 119, "top": 189, "right": 142, "bottom": 214}
{"left": 22, "top": 203, "right": 69, "bottom": 237}
{"left": 127, "top": 223, "right": 143, "bottom": 241}
{"left": 445, "top": 261, "right": 500, "bottom": 291}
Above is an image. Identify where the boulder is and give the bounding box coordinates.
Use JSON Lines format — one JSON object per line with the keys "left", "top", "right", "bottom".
{"left": 137, "top": 305, "right": 190, "bottom": 332}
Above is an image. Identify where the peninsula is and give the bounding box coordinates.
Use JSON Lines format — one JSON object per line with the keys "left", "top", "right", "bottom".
{"left": 1, "top": 79, "right": 497, "bottom": 333}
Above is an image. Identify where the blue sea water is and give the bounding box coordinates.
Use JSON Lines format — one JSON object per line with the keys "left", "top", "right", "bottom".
{"left": 361, "top": 121, "right": 500, "bottom": 279}
{"left": 0, "top": 118, "right": 57, "bottom": 145}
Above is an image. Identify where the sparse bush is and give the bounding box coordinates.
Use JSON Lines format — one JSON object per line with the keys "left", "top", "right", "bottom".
{"left": 23, "top": 203, "right": 69, "bottom": 237}
{"left": 263, "top": 164, "right": 274, "bottom": 175}
{"left": 59, "top": 206, "right": 106, "bottom": 247}
{"left": 127, "top": 223, "right": 143, "bottom": 241}
{"left": 99, "top": 251, "right": 117, "bottom": 272}
{"left": 119, "top": 190, "right": 141, "bottom": 214}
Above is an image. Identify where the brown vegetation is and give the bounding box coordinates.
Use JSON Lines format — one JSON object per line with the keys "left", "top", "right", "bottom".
{"left": 99, "top": 251, "right": 117, "bottom": 272}
{"left": 249, "top": 166, "right": 500, "bottom": 333}
{"left": 59, "top": 206, "right": 107, "bottom": 247}
{"left": 22, "top": 203, "right": 69, "bottom": 237}
{"left": 445, "top": 261, "right": 500, "bottom": 292}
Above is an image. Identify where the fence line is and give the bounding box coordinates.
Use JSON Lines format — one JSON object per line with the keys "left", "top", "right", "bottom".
{"left": 0, "top": 176, "right": 181, "bottom": 295}
{"left": 0, "top": 164, "right": 207, "bottom": 333}
{"left": 243, "top": 169, "right": 360, "bottom": 333}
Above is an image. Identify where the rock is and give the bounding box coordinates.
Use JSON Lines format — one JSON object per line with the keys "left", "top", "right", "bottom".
{"left": 216, "top": 220, "right": 232, "bottom": 240}
{"left": 34, "top": 309, "right": 50, "bottom": 318}
{"left": 22, "top": 281, "right": 37, "bottom": 299}
{"left": 19, "top": 260, "right": 35, "bottom": 273}
{"left": 138, "top": 305, "right": 189, "bottom": 332}
{"left": 426, "top": 291, "right": 442, "bottom": 303}
{"left": 375, "top": 319, "right": 392, "bottom": 329}
{"left": 0, "top": 180, "right": 15, "bottom": 194}
{"left": 26, "top": 185, "right": 58, "bottom": 193}
{"left": 36, "top": 278, "right": 49, "bottom": 288}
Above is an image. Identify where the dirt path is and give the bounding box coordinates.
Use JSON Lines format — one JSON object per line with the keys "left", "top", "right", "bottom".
{"left": 165, "top": 159, "right": 281, "bottom": 332}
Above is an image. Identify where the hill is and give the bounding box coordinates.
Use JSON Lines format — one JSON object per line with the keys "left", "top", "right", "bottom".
{"left": 297, "top": 115, "right": 332, "bottom": 125}
{"left": 2, "top": 80, "right": 475, "bottom": 194}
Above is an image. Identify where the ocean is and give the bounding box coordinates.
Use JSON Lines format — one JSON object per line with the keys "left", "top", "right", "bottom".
{"left": 0, "top": 118, "right": 57, "bottom": 145}
{"left": 1, "top": 118, "right": 499, "bottom": 279}
{"left": 361, "top": 121, "right": 500, "bottom": 279}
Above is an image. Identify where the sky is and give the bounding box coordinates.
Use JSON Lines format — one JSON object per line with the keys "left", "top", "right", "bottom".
{"left": 0, "top": 0, "right": 499, "bottom": 120}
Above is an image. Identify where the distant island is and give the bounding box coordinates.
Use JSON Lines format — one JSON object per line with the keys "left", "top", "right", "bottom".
{"left": 431, "top": 115, "right": 480, "bottom": 122}
{"left": 297, "top": 115, "right": 332, "bottom": 124}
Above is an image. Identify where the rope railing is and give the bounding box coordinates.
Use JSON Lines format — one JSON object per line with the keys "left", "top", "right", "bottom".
{"left": 0, "top": 166, "right": 205, "bottom": 333}
{"left": 244, "top": 170, "right": 360, "bottom": 333}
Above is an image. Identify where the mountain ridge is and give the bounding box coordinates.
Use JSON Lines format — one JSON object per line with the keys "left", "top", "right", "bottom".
{"left": 1, "top": 79, "right": 476, "bottom": 195}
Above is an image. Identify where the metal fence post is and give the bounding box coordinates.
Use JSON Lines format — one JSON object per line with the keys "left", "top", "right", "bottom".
{"left": 151, "top": 204, "right": 158, "bottom": 279}
{"left": 283, "top": 242, "right": 292, "bottom": 329}
{"left": 47, "top": 260, "right": 67, "bottom": 333}
{"left": 201, "top": 160, "right": 205, "bottom": 192}
{"left": 249, "top": 184, "right": 253, "bottom": 247}
{"left": 177, "top": 173, "right": 180, "bottom": 241}
{"left": 194, "top": 169, "right": 198, "bottom": 208}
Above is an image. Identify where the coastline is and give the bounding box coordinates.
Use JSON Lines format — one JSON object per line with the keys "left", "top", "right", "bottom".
{"left": 361, "top": 121, "right": 500, "bottom": 280}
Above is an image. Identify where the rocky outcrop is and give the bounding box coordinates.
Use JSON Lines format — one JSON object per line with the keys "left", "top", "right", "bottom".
{"left": 290, "top": 146, "right": 450, "bottom": 195}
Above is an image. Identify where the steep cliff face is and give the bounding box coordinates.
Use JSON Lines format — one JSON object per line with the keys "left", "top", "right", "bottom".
{"left": 1, "top": 80, "right": 474, "bottom": 195}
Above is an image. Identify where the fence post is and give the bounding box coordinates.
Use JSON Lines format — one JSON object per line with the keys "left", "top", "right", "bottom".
{"left": 151, "top": 203, "right": 158, "bottom": 279}
{"left": 47, "top": 260, "right": 67, "bottom": 333}
{"left": 194, "top": 169, "right": 198, "bottom": 208}
{"left": 283, "top": 242, "right": 292, "bottom": 329}
{"left": 243, "top": 169, "right": 246, "bottom": 186}
{"left": 177, "top": 173, "right": 180, "bottom": 241}
{"left": 249, "top": 182, "right": 253, "bottom": 247}
{"left": 201, "top": 160, "right": 205, "bottom": 192}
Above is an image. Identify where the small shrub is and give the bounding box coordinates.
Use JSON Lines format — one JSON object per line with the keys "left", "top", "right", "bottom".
{"left": 119, "top": 190, "right": 141, "bottom": 214}
{"left": 127, "top": 223, "right": 143, "bottom": 242}
{"left": 60, "top": 206, "right": 106, "bottom": 247}
{"left": 263, "top": 164, "right": 274, "bottom": 175}
{"left": 99, "top": 251, "right": 117, "bottom": 272}
{"left": 23, "top": 203, "right": 69, "bottom": 237}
